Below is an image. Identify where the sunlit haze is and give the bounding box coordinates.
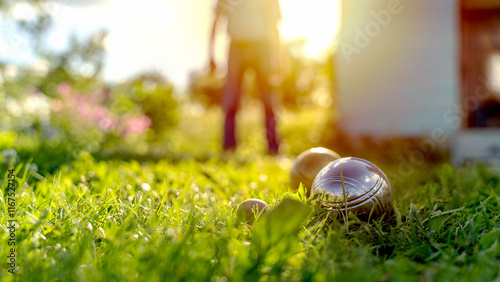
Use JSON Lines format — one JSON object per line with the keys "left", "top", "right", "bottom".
{"left": 0, "top": 0, "right": 341, "bottom": 89}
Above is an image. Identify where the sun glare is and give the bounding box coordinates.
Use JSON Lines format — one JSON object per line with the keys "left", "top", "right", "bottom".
{"left": 279, "top": 0, "right": 341, "bottom": 57}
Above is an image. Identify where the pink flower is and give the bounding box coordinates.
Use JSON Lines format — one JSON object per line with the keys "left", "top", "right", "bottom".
{"left": 92, "top": 106, "right": 108, "bottom": 121}
{"left": 75, "top": 99, "right": 91, "bottom": 118}
{"left": 124, "top": 115, "right": 151, "bottom": 136}
{"left": 98, "top": 116, "right": 115, "bottom": 131}
{"left": 56, "top": 82, "right": 72, "bottom": 98}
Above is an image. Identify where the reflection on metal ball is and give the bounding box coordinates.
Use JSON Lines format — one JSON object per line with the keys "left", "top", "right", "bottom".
{"left": 312, "top": 157, "right": 393, "bottom": 220}
{"left": 237, "top": 198, "right": 268, "bottom": 223}
{"left": 290, "top": 147, "right": 341, "bottom": 196}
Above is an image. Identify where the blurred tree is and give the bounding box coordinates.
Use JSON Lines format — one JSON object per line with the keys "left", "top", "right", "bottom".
{"left": 0, "top": 0, "right": 53, "bottom": 52}
{"left": 39, "top": 30, "right": 108, "bottom": 95}
{"left": 0, "top": 0, "right": 107, "bottom": 95}
{"left": 115, "top": 72, "right": 179, "bottom": 144}
{"left": 0, "top": 0, "right": 179, "bottom": 167}
{"left": 188, "top": 70, "right": 224, "bottom": 107}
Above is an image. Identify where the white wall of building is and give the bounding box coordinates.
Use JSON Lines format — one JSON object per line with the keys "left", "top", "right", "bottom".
{"left": 336, "top": 0, "right": 459, "bottom": 137}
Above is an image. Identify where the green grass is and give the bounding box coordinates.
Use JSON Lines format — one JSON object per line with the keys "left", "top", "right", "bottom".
{"left": 1, "top": 103, "right": 500, "bottom": 281}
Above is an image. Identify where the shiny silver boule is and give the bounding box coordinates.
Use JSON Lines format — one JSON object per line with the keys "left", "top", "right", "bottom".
{"left": 312, "top": 157, "right": 393, "bottom": 220}
{"left": 237, "top": 198, "right": 268, "bottom": 223}
{"left": 290, "top": 147, "right": 341, "bottom": 196}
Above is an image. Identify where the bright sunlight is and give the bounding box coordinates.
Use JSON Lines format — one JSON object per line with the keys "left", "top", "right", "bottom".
{"left": 279, "top": 0, "right": 341, "bottom": 57}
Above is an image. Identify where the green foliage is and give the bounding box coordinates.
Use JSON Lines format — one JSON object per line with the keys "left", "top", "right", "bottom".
{"left": 281, "top": 40, "right": 321, "bottom": 109}
{"left": 37, "top": 30, "right": 108, "bottom": 96}
{"left": 249, "top": 199, "right": 311, "bottom": 279}
{"left": 1, "top": 98, "right": 500, "bottom": 280}
{"left": 279, "top": 105, "right": 333, "bottom": 155}
{"left": 3, "top": 131, "right": 74, "bottom": 175}
{"left": 1, "top": 148, "right": 500, "bottom": 281}
{"left": 2, "top": 102, "right": 500, "bottom": 280}
{"left": 126, "top": 73, "right": 179, "bottom": 143}
{"left": 188, "top": 71, "right": 224, "bottom": 107}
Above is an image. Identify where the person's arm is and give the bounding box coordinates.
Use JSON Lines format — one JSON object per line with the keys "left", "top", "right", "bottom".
{"left": 208, "top": 12, "right": 221, "bottom": 73}
{"left": 268, "top": 0, "right": 282, "bottom": 80}
{"left": 269, "top": 25, "right": 281, "bottom": 73}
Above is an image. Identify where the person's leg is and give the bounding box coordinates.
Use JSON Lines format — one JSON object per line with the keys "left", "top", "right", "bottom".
{"left": 253, "top": 43, "right": 280, "bottom": 154}
{"left": 222, "top": 43, "right": 245, "bottom": 151}
{"left": 264, "top": 107, "right": 279, "bottom": 154}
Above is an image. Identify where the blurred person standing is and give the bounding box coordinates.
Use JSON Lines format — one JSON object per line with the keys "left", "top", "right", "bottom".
{"left": 208, "top": 0, "right": 282, "bottom": 155}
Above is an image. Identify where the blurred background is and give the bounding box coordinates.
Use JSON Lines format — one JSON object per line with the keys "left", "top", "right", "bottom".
{"left": 0, "top": 0, "right": 341, "bottom": 87}
{"left": 0, "top": 0, "right": 347, "bottom": 175}
{"left": 5, "top": 0, "right": 497, "bottom": 177}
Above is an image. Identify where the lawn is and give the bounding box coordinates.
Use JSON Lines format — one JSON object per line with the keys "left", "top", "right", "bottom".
{"left": 1, "top": 102, "right": 500, "bottom": 281}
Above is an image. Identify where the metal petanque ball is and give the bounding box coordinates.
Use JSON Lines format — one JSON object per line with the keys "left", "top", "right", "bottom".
{"left": 312, "top": 157, "right": 393, "bottom": 220}
{"left": 290, "top": 147, "right": 341, "bottom": 196}
{"left": 237, "top": 198, "right": 268, "bottom": 223}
